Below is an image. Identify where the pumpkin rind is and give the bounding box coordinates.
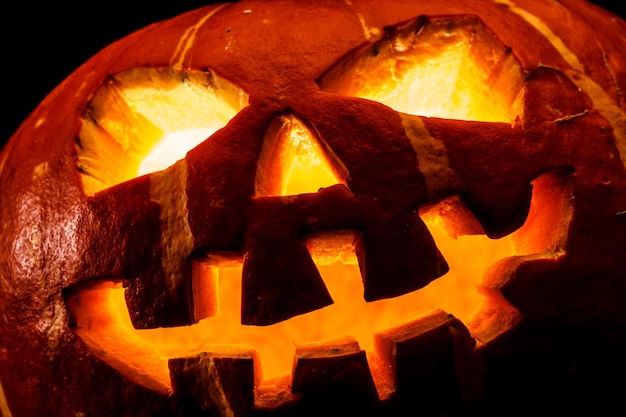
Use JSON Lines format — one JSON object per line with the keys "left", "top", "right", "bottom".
{"left": 1, "top": 1, "right": 625, "bottom": 416}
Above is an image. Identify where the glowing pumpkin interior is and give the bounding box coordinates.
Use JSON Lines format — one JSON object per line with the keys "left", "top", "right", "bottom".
{"left": 66, "top": 16, "right": 571, "bottom": 403}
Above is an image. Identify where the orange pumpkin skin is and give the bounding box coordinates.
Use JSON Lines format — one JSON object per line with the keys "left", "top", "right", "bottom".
{"left": 1, "top": 0, "right": 626, "bottom": 416}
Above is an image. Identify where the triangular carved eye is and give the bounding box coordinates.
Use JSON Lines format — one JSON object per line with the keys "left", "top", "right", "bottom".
{"left": 77, "top": 67, "right": 248, "bottom": 195}
{"left": 319, "top": 15, "right": 524, "bottom": 124}
{"left": 255, "top": 115, "right": 347, "bottom": 197}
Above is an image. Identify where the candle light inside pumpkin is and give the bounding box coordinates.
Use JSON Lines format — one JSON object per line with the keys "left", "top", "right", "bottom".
{"left": 69, "top": 105, "right": 560, "bottom": 398}
{"left": 66, "top": 15, "right": 570, "bottom": 402}
{"left": 3, "top": 1, "right": 624, "bottom": 416}
{"left": 67, "top": 204, "right": 523, "bottom": 397}
{"left": 77, "top": 68, "right": 249, "bottom": 196}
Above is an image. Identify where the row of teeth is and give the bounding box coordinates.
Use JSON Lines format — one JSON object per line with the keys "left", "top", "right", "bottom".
{"left": 167, "top": 309, "right": 484, "bottom": 415}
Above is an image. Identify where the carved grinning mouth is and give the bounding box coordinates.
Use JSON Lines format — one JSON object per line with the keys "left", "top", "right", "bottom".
{"left": 64, "top": 168, "right": 573, "bottom": 409}
{"left": 65, "top": 15, "right": 575, "bottom": 412}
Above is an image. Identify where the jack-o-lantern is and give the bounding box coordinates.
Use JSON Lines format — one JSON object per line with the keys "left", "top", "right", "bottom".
{"left": 1, "top": 0, "right": 626, "bottom": 416}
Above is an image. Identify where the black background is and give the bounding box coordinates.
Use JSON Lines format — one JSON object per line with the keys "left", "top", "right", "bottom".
{"left": 1, "top": 1, "right": 624, "bottom": 147}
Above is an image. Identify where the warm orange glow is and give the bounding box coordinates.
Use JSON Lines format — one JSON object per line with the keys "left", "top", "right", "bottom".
{"left": 68, "top": 217, "right": 519, "bottom": 396}
{"left": 255, "top": 115, "right": 346, "bottom": 196}
{"left": 67, "top": 16, "right": 571, "bottom": 405}
{"left": 68, "top": 166, "right": 571, "bottom": 402}
{"left": 77, "top": 67, "right": 248, "bottom": 195}
{"left": 69, "top": 143, "right": 572, "bottom": 400}
{"left": 66, "top": 281, "right": 172, "bottom": 394}
{"left": 320, "top": 15, "right": 525, "bottom": 124}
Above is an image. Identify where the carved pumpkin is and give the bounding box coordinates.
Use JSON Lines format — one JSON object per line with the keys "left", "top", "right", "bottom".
{"left": 1, "top": 0, "right": 625, "bottom": 416}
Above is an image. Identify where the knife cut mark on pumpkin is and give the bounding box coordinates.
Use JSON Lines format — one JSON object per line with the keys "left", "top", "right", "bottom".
{"left": 563, "top": 69, "right": 626, "bottom": 168}
{"left": 499, "top": 0, "right": 626, "bottom": 168}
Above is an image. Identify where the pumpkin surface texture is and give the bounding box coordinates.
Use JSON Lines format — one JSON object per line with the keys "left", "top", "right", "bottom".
{"left": 1, "top": 0, "right": 626, "bottom": 416}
